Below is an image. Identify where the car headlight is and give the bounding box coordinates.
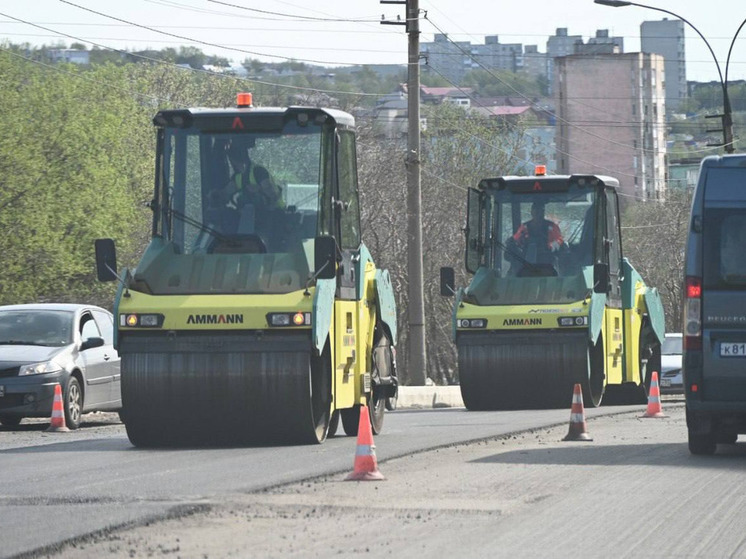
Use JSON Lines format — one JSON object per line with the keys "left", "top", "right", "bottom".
{"left": 19, "top": 361, "right": 64, "bottom": 376}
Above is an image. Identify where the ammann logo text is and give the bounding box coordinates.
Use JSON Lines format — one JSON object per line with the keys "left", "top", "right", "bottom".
{"left": 503, "top": 318, "right": 542, "bottom": 326}
{"left": 187, "top": 314, "right": 244, "bottom": 325}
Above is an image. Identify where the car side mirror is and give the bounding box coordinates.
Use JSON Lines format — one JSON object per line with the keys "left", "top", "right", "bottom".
{"left": 440, "top": 267, "right": 455, "bottom": 296}
{"left": 95, "top": 239, "right": 118, "bottom": 282}
{"left": 81, "top": 337, "right": 105, "bottom": 351}
{"left": 314, "top": 235, "right": 337, "bottom": 280}
{"left": 593, "top": 262, "right": 610, "bottom": 294}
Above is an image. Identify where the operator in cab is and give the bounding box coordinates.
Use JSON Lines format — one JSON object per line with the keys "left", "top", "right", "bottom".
{"left": 509, "top": 201, "right": 565, "bottom": 275}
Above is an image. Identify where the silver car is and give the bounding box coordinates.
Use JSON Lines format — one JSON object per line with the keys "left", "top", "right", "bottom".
{"left": 0, "top": 304, "right": 121, "bottom": 429}
{"left": 660, "top": 333, "right": 683, "bottom": 395}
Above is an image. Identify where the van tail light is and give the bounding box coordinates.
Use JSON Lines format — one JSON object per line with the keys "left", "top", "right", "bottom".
{"left": 684, "top": 275, "right": 702, "bottom": 350}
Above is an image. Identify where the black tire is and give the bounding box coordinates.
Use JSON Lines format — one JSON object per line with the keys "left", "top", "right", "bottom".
{"left": 369, "top": 392, "right": 385, "bottom": 435}
{"left": 64, "top": 376, "right": 83, "bottom": 430}
{"left": 583, "top": 337, "right": 605, "bottom": 408}
{"left": 340, "top": 401, "right": 383, "bottom": 437}
{"left": 717, "top": 432, "right": 738, "bottom": 445}
{"left": 688, "top": 432, "right": 717, "bottom": 455}
{"left": 639, "top": 324, "right": 662, "bottom": 403}
{"left": 327, "top": 410, "right": 340, "bottom": 437}
{"left": 0, "top": 415, "right": 22, "bottom": 427}
{"left": 385, "top": 393, "right": 397, "bottom": 411}
{"left": 370, "top": 326, "right": 394, "bottom": 434}
{"left": 341, "top": 406, "right": 360, "bottom": 436}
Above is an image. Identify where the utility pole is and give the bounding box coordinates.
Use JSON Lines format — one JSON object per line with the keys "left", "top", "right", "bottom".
{"left": 381, "top": 0, "right": 427, "bottom": 385}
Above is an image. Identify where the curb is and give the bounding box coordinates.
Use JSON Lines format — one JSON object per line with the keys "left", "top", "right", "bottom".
{"left": 395, "top": 386, "right": 464, "bottom": 409}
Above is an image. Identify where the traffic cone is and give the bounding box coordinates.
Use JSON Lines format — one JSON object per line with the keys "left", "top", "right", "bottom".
{"left": 46, "top": 383, "right": 69, "bottom": 432}
{"left": 642, "top": 371, "right": 667, "bottom": 418}
{"left": 345, "top": 406, "right": 385, "bottom": 481}
{"left": 563, "top": 383, "right": 592, "bottom": 441}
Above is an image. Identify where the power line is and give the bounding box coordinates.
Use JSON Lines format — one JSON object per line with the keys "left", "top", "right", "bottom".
{"left": 423, "top": 15, "right": 725, "bottom": 162}
{"left": 205, "top": 0, "right": 379, "bottom": 23}
{"left": 0, "top": 44, "right": 184, "bottom": 105}
{"left": 0, "top": 20, "right": 396, "bottom": 34}
{"left": 0, "top": 12, "right": 387, "bottom": 98}
{"left": 56, "top": 0, "right": 362, "bottom": 66}
{"left": 3, "top": 7, "right": 726, "bottom": 183}
{"left": 0, "top": 31, "right": 403, "bottom": 55}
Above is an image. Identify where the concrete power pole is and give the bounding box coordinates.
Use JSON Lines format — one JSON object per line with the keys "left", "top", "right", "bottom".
{"left": 381, "top": 0, "right": 426, "bottom": 385}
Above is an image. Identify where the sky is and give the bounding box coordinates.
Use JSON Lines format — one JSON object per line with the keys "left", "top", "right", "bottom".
{"left": 0, "top": 0, "right": 744, "bottom": 84}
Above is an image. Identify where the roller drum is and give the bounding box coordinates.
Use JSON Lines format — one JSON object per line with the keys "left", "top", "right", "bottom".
{"left": 458, "top": 331, "right": 589, "bottom": 410}
{"left": 119, "top": 331, "right": 329, "bottom": 446}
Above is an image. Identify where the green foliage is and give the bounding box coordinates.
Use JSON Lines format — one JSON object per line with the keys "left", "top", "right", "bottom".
{"left": 0, "top": 55, "right": 153, "bottom": 307}
{"left": 359, "top": 104, "right": 536, "bottom": 383}
{"left": 0, "top": 50, "right": 254, "bottom": 309}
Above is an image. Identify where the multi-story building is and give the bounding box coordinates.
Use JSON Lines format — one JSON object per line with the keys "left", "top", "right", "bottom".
{"left": 420, "top": 34, "right": 524, "bottom": 84}
{"left": 577, "top": 29, "right": 624, "bottom": 55}
{"left": 474, "top": 36, "right": 523, "bottom": 73}
{"left": 522, "top": 45, "right": 548, "bottom": 82}
{"left": 421, "top": 29, "right": 625, "bottom": 90}
{"left": 554, "top": 53, "right": 667, "bottom": 201}
{"left": 545, "top": 28, "right": 582, "bottom": 93}
{"left": 420, "top": 34, "right": 472, "bottom": 84}
{"left": 641, "top": 18, "right": 687, "bottom": 113}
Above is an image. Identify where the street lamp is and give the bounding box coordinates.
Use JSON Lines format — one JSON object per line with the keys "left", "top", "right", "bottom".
{"left": 595, "top": 0, "right": 745, "bottom": 153}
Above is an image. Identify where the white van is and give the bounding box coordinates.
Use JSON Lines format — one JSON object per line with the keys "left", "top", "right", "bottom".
{"left": 683, "top": 154, "right": 746, "bottom": 454}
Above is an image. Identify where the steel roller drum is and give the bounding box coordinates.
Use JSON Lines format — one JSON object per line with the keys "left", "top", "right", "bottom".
{"left": 119, "top": 331, "right": 329, "bottom": 446}
{"left": 457, "top": 330, "right": 589, "bottom": 410}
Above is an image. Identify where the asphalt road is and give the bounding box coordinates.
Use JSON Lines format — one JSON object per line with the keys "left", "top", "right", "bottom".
{"left": 6, "top": 398, "right": 741, "bottom": 559}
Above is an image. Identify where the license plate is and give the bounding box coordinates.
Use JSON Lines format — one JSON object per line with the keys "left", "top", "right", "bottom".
{"left": 660, "top": 378, "right": 671, "bottom": 387}
{"left": 720, "top": 343, "right": 746, "bottom": 357}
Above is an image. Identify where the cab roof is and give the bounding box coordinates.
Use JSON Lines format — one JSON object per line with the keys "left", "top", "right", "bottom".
{"left": 478, "top": 174, "right": 620, "bottom": 192}
{"left": 153, "top": 105, "right": 355, "bottom": 129}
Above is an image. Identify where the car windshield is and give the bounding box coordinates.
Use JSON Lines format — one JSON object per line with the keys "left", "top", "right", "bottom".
{"left": 662, "top": 336, "right": 682, "bottom": 355}
{"left": 0, "top": 310, "right": 73, "bottom": 347}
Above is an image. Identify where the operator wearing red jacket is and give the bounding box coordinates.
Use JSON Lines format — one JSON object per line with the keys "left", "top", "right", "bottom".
{"left": 512, "top": 202, "right": 564, "bottom": 253}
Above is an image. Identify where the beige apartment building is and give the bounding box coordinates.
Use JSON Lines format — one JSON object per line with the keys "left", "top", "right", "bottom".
{"left": 554, "top": 53, "right": 667, "bottom": 201}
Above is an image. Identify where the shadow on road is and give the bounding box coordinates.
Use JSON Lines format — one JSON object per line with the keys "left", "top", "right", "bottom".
{"left": 471, "top": 441, "right": 746, "bottom": 468}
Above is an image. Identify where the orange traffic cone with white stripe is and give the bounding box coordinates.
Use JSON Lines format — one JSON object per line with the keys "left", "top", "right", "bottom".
{"left": 46, "top": 383, "right": 69, "bottom": 432}
{"left": 345, "top": 406, "right": 385, "bottom": 481}
{"left": 642, "top": 371, "right": 667, "bottom": 418}
{"left": 563, "top": 383, "right": 592, "bottom": 441}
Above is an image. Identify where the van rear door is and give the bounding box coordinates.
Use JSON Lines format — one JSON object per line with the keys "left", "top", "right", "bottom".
{"left": 700, "top": 167, "right": 746, "bottom": 402}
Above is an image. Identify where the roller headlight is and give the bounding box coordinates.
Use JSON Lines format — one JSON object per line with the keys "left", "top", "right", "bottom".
{"left": 267, "top": 312, "right": 311, "bottom": 327}
{"left": 457, "top": 318, "right": 487, "bottom": 328}
{"left": 558, "top": 316, "right": 588, "bottom": 327}
{"left": 120, "top": 313, "right": 164, "bottom": 328}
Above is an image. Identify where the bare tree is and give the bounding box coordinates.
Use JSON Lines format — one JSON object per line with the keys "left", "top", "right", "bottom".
{"left": 358, "top": 103, "right": 538, "bottom": 384}
{"left": 621, "top": 189, "right": 692, "bottom": 333}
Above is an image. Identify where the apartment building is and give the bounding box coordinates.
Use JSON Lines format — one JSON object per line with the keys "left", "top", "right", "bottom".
{"left": 554, "top": 53, "right": 667, "bottom": 201}
{"left": 641, "top": 19, "right": 687, "bottom": 113}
